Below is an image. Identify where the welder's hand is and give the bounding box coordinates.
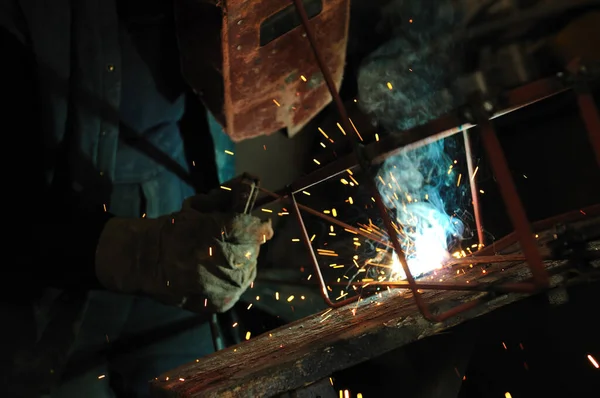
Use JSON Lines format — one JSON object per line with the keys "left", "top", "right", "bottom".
{"left": 94, "top": 195, "right": 273, "bottom": 313}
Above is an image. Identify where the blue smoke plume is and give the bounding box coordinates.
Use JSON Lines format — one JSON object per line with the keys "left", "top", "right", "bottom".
{"left": 357, "top": 0, "right": 468, "bottom": 278}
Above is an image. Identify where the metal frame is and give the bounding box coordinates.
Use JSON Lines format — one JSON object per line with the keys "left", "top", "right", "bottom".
{"left": 257, "top": 0, "right": 600, "bottom": 322}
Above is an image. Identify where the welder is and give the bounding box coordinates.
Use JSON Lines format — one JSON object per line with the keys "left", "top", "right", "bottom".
{"left": 0, "top": 1, "right": 273, "bottom": 397}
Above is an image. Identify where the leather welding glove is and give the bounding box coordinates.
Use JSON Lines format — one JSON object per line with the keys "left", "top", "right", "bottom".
{"left": 94, "top": 192, "right": 273, "bottom": 313}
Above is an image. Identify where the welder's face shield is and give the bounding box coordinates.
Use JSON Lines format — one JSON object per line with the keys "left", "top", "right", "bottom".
{"left": 173, "top": 0, "right": 350, "bottom": 142}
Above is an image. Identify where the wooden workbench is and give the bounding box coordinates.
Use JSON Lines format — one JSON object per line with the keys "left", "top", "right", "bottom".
{"left": 151, "top": 213, "right": 599, "bottom": 398}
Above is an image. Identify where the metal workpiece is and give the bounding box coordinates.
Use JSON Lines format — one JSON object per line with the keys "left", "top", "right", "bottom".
{"left": 252, "top": 0, "right": 600, "bottom": 324}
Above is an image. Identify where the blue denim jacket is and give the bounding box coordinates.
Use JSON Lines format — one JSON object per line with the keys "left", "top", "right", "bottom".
{"left": 0, "top": 0, "right": 234, "bottom": 392}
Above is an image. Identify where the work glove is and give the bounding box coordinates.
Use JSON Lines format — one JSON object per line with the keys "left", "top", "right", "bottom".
{"left": 94, "top": 188, "right": 273, "bottom": 313}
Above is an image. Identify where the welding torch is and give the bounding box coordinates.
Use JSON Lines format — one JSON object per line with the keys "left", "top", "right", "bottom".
{"left": 209, "top": 172, "right": 261, "bottom": 351}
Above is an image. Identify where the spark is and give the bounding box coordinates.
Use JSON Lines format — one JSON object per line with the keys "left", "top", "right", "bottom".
{"left": 103, "top": 204, "right": 107, "bottom": 212}
{"left": 318, "top": 127, "right": 329, "bottom": 139}
{"left": 505, "top": 393, "right": 512, "bottom": 398}
{"left": 348, "top": 196, "right": 354, "bottom": 204}
{"left": 273, "top": 99, "right": 281, "bottom": 107}
{"left": 588, "top": 354, "right": 599, "bottom": 368}
{"left": 310, "top": 234, "right": 316, "bottom": 241}
{"left": 333, "top": 123, "right": 346, "bottom": 137}
{"left": 292, "top": 238, "right": 300, "bottom": 242}
{"left": 224, "top": 150, "right": 234, "bottom": 156}
{"left": 502, "top": 342, "right": 507, "bottom": 350}
{"left": 332, "top": 208, "right": 338, "bottom": 217}
{"left": 471, "top": 166, "right": 479, "bottom": 180}
{"left": 287, "top": 295, "right": 295, "bottom": 302}
{"left": 386, "top": 82, "right": 393, "bottom": 90}
{"left": 302, "top": 191, "right": 311, "bottom": 196}
{"left": 209, "top": 247, "right": 213, "bottom": 256}
{"left": 261, "top": 208, "right": 273, "bottom": 213}
{"left": 349, "top": 118, "right": 363, "bottom": 141}
{"left": 300, "top": 75, "right": 307, "bottom": 82}
{"left": 220, "top": 186, "right": 232, "bottom": 191}
{"left": 204, "top": 298, "right": 207, "bottom": 307}
{"left": 340, "top": 178, "right": 349, "bottom": 185}
{"left": 313, "top": 159, "right": 321, "bottom": 165}
{"left": 375, "top": 133, "right": 380, "bottom": 141}
{"left": 245, "top": 331, "right": 251, "bottom": 340}
{"left": 457, "top": 173, "right": 462, "bottom": 186}
{"left": 275, "top": 292, "right": 280, "bottom": 300}
{"left": 232, "top": 322, "right": 238, "bottom": 327}
{"left": 98, "top": 375, "right": 106, "bottom": 379}
{"left": 247, "top": 303, "right": 252, "bottom": 310}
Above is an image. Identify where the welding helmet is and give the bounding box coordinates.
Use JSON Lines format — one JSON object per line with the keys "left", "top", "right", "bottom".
{"left": 174, "top": 0, "right": 350, "bottom": 142}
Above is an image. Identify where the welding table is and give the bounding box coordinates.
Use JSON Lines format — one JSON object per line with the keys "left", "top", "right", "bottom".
{"left": 150, "top": 208, "right": 600, "bottom": 397}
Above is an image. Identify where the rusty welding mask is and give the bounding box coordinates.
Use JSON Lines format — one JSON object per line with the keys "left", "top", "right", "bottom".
{"left": 174, "top": 0, "right": 350, "bottom": 142}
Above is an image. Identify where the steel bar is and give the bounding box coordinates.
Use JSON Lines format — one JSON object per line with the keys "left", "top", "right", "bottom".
{"left": 463, "top": 130, "right": 485, "bottom": 247}
{"left": 477, "top": 118, "right": 550, "bottom": 288}
{"left": 253, "top": 76, "right": 568, "bottom": 209}
{"left": 258, "top": 279, "right": 539, "bottom": 294}
{"left": 258, "top": 186, "right": 393, "bottom": 248}
{"left": 290, "top": 191, "right": 359, "bottom": 308}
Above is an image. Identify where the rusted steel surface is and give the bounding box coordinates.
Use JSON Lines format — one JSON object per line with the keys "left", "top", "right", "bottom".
{"left": 150, "top": 216, "right": 600, "bottom": 397}
{"left": 175, "top": 0, "right": 350, "bottom": 141}
{"left": 223, "top": 0, "right": 350, "bottom": 141}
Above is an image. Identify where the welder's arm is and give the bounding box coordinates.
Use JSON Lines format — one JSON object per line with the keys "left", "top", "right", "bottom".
{"left": 95, "top": 198, "right": 273, "bottom": 313}
{"left": 2, "top": 25, "right": 274, "bottom": 312}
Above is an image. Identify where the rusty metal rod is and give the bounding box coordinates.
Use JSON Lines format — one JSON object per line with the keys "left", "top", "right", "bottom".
{"left": 252, "top": 77, "right": 568, "bottom": 210}
{"left": 477, "top": 118, "right": 550, "bottom": 288}
{"left": 290, "top": 191, "right": 359, "bottom": 308}
{"left": 258, "top": 278, "right": 539, "bottom": 294}
{"left": 463, "top": 130, "right": 485, "bottom": 247}
{"left": 257, "top": 186, "right": 393, "bottom": 249}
